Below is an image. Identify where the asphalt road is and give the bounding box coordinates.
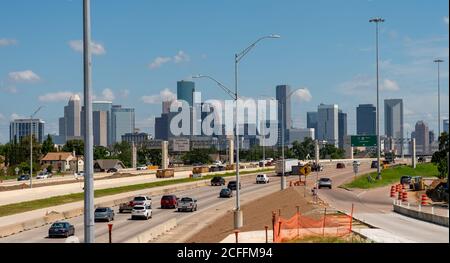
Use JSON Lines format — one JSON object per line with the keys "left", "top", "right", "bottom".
{"left": 0, "top": 173, "right": 283, "bottom": 243}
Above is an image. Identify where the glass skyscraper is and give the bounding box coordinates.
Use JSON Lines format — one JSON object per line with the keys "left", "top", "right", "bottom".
{"left": 111, "top": 105, "right": 135, "bottom": 144}
{"left": 356, "top": 104, "right": 376, "bottom": 135}
{"left": 177, "top": 80, "right": 195, "bottom": 106}
{"left": 10, "top": 119, "right": 45, "bottom": 143}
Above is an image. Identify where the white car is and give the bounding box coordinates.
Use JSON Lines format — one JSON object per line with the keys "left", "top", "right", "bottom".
{"left": 213, "top": 160, "right": 223, "bottom": 166}
{"left": 36, "top": 172, "right": 50, "bottom": 179}
{"left": 74, "top": 171, "right": 84, "bottom": 178}
{"left": 131, "top": 205, "right": 152, "bottom": 220}
{"left": 256, "top": 174, "right": 270, "bottom": 184}
{"left": 137, "top": 166, "right": 148, "bottom": 171}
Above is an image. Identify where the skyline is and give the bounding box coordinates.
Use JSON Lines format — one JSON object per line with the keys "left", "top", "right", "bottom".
{"left": 1, "top": 0, "right": 449, "bottom": 143}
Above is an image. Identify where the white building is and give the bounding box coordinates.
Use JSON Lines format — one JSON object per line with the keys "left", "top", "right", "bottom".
{"left": 288, "top": 128, "right": 315, "bottom": 147}
{"left": 317, "top": 104, "right": 339, "bottom": 147}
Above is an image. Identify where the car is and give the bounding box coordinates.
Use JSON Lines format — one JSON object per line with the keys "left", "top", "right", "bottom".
{"left": 48, "top": 222, "right": 75, "bottom": 238}
{"left": 400, "top": 176, "right": 412, "bottom": 185}
{"left": 136, "top": 166, "right": 148, "bottom": 171}
{"left": 336, "top": 163, "right": 346, "bottom": 169}
{"left": 17, "top": 174, "right": 30, "bottom": 181}
{"left": 418, "top": 157, "right": 425, "bottom": 163}
{"left": 131, "top": 205, "right": 152, "bottom": 220}
{"left": 36, "top": 172, "right": 52, "bottom": 179}
{"left": 256, "top": 174, "right": 270, "bottom": 184}
{"left": 192, "top": 162, "right": 203, "bottom": 167}
{"left": 353, "top": 160, "right": 361, "bottom": 166}
{"left": 219, "top": 188, "right": 233, "bottom": 198}
{"left": 311, "top": 163, "right": 324, "bottom": 172}
{"left": 177, "top": 197, "right": 198, "bottom": 212}
{"left": 119, "top": 201, "right": 134, "bottom": 213}
{"left": 227, "top": 181, "right": 241, "bottom": 191}
{"left": 161, "top": 195, "right": 179, "bottom": 209}
{"left": 213, "top": 160, "right": 223, "bottom": 166}
{"left": 132, "top": 196, "right": 152, "bottom": 206}
{"left": 211, "top": 176, "right": 225, "bottom": 186}
{"left": 94, "top": 207, "right": 115, "bottom": 222}
{"left": 74, "top": 171, "right": 85, "bottom": 178}
{"left": 107, "top": 168, "right": 118, "bottom": 173}
{"left": 371, "top": 161, "right": 379, "bottom": 169}
{"left": 318, "top": 178, "right": 332, "bottom": 189}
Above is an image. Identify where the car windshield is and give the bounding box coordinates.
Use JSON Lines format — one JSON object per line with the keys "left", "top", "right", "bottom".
{"left": 52, "top": 223, "right": 66, "bottom": 228}
{"left": 162, "top": 196, "right": 174, "bottom": 200}
{"left": 221, "top": 189, "right": 230, "bottom": 193}
{"left": 229, "top": 181, "right": 236, "bottom": 184}
{"left": 213, "top": 177, "right": 221, "bottom": 181}
{"left": 133, "top": 206, "right": 145, "bottom": 210}
{"left": 181, "top": 198, "right": 193, "bottom": 202}
{"left": 134, "top": 197, "right": 146, "bottom": 201}
{"left": 95, "top": 208, "right": 107, "bottom": 212}
{"left": 320, "top": 178, "right": 331, "bottom": 182}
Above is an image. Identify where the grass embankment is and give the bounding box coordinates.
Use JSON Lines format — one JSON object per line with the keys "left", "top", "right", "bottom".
{"left": 0, "top": 168, "right": 273, "bottom": 218}
{"left": 342, "top": 163, "right": 438, "bottom": 189}
{"left": 288, "top": 234, "right": 368, "bottom": 243}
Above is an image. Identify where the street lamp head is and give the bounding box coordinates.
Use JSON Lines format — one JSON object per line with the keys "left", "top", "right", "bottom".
{"left": 434, "top": 59, "right": 444, "bottom": 63}
{"left": 269, "top": 34, "right": 281, "bottom": 39}
{"left": 192, "top": 74, "right": 204, "bottom": 79}
{"left": 370, "top": 18, "right": 385, "bottom": 23}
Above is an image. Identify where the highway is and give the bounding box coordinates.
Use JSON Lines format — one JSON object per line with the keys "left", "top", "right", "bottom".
{"left": 0, "top": 173, "right": 283, "bottom": 243}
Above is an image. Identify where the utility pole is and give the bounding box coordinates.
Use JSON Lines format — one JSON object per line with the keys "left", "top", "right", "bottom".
{"left": 83, "top": 0, "right": 95, "bottom": 243}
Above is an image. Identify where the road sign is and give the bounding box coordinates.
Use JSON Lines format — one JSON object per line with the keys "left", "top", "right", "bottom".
{"left": 351, "top": 135, "right": 377, "bottom": 147}
{"left": 172, "top": 139, "right": 190, "bottom": 152}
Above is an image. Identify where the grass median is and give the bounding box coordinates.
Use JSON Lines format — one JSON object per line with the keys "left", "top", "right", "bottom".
{"left": 342, "top": 163, "right": 438, "bottom": 189}
{"left": 0, "top": 168, "right": 273, "bottom": 218}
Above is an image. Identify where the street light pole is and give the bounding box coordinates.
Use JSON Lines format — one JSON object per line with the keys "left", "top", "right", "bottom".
{"left": 29, "top": 106, "right": 43, "bottom": 189}
{"left": 434, "top": 59, "right": 444, "bottom": 137}
{"left": 83, "top": 0, "right": 95, "bottom": 243}
{"left": 370, "top": 17, "right": 384, "bottom": 180}
{"left": 281, "top": 101, "right": 286, "bottom": 190}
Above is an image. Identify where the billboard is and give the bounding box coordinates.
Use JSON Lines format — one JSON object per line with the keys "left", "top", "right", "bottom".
{"left": 172, "top": 139, "right": 190, "bottom": 152}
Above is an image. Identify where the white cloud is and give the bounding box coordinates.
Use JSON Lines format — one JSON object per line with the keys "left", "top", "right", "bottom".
{"left": 10, "top": 113, "right": 24, "bottom": 120}
{"left": 381, "top": 79, "right": 400, "bottom": 91}
{"left": 174, "top": 50, "right": 190, "bottom": 64}
{"left": 0, "top": 38, "right": 17, "bottom": 47}
{"left": 119, "top": 89, "right": 130, "bottom": 98}
{"left": 444, "top": 16, "right": 449, "bottom": 25}
{"left": 1, "top": 86, "right": 17, "bottom": 94}
{"left": 8, "top": 70, "right": 41, "bottom": 83}
{"left": 292, "top": 88, "right": 312, "bottom": 102}
{"left": 38, "top": 91, "right": 78, "bottom": 102}
{"left": 141, "top": 88, "right": 176, "bottom": 104}
{"left": 101, "top": 88, "right": 115, "bottom": 101}
{"left": 149, "top": 56, "right": 172, "bottom": 69}
{"left": 0, "top": 113, "right": 5, "bottom": 122}
{"left": 69, "top": 40, "right": 106, "bottom": 55}
{"left": 148, "top": 50, "right": 191, "bottom": 70}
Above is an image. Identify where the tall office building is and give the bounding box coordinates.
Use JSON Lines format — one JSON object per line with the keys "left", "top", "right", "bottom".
{"left": 356, "top": 104, "right": 376, "bottom": 135}
{"left": 177, "top": 80, "right": 195, "bottom": 106}
{"left": 288, "top": 128, "right": 315, "bottom": 146}
{"left": 92, "top": 101, "right": 113, "bottom": 146}
{"left": 276, "top": 85, "right": 292, "bottom": 146}
{"left": 307, "top": 112, "right": 318, "bottom": 139}
{"left": 58, "top": 95, "right": 81, "bottom": 140}
{"left": 10, "top": 119, "right": 45, "bottom": 143}
{"left": 317, "top": 104, "right": 339, "bottom": 147}
{"left": 414, "top": 121, "right": 429, "bottom": 155}
{"left": 111, "top": 105, "right": 135, "bottom": 144}
{"left": 444, "top": 119, "right": 449, "bottom": 134}
{"left": 93, "top": 111, "right": 108, "bottom": 147}
{"left": 385, "top": 99, "right": 404, "bottom": 155}
{"left": 429, "top": 130, "right": 435, "bottom": 145}
{"left": 338, "top": 110, "right": 347, "bottom": 149}
{"left": 162, "top": 100, "right": 174, "bottom": 114}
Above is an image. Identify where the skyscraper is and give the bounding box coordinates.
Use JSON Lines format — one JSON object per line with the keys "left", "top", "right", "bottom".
{"left": 177, "top": 80, "right": 195, "bottom": 106}
{"left": 429, "top": 130, "right": 435, "bottom": 145}
{"left": 307, "top": 112, "right": 318, "bottom": 139}
{"left": 317, "top": 104, "right": 339, "bottom": 147}
{"left": 93, "top": 111, "right": 108, "bottom": 147}
{"left": 384, "top": 99, "right": 404, "bottom": 140}
{"left": 10, "top": 119, "right": 45, "bottom": 143}
{"left": 338, "top": 110, "right": 347, "bottom": 149}
{"left": 356, "top": 104, "right": 376, "bottom": 135}
{"left": 111, "top": 105, "right": 135, "bottom": 144}
{"left": 444, "top": 119, "right": 449, "bottom": 134}
{"left": 58, "top": 95, "right": 81, "bottom": 140}
{"left": 92, "top": 101, "right": 113, "bottom": 146}
{"left": 276, "top": 85, "right": 292, "bottom": 146}
{"left": 414, "top": 121, "right": 429, "bottom": 155}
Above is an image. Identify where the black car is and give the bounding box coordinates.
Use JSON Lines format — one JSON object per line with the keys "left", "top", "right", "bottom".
{"left": 400, "top": 176, "right": 412, "bottom": 185}
{"left": 107, "top": 168, "right": 118, "bottom": 173}
{"left": 227, "top": 181, "right": 241, "bottom": 191}
{"left": 17, "top": 174, "right": 30, "bottom": 181}
{"left": 48, "top": 222, "right": 75, "bottom": 238}
{"left": 219, "top": 188, "right": 233, "bottom": 198}
{"left": 371, "top": 161, "right": 379, "bottom": 169}
{"left": 211, "top": 176, "right": 225, "bottom": 186}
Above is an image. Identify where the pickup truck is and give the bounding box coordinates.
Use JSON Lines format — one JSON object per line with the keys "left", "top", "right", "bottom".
{"left": 119, "top": 196, "right": 152, "bottom": 213}
{"left": 177, "top": 197, "right": 198, "bottom": 212}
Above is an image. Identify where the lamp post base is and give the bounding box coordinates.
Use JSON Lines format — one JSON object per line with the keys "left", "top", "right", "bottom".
{"left": 234, "top": 210, "right": 243, "bottom": 229}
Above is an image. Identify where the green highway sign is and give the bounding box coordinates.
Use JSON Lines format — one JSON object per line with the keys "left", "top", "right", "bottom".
{"left": 351, "top": 135, "right": 377, "bottom": 147}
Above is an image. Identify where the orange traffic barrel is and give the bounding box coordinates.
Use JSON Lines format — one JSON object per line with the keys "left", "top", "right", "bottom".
{"left": 401, "top": 192, "right": 408, "bottom": 202}
{"left": 390, "top": 186, "right": 396, "bottom": 198}
{"left": 421, "top": 194, "right": 429, "bottom": 206}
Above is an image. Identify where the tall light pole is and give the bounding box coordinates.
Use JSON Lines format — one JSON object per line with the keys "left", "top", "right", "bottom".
{"left": 434, "top": 59, "right": 444, "bottom": 137}
{"left": 29, "top": 106, "right": 43, "bottom": 189}
{"left": 370, "top": 17, "right": 384, "bottom": 180}
{"left": 83, "top": 0, "right": 95, "bottom": 243}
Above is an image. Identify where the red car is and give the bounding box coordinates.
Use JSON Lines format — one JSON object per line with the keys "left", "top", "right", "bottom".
{"left": 160, "top": 195, "right": 179, "bottom": 209}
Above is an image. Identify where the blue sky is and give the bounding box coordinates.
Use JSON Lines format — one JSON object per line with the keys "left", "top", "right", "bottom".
{"left": 0, "top": 0, "right": 448, "bottom": 143}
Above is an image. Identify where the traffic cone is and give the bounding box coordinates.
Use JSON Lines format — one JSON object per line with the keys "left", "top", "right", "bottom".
{"left": 390, "top": 186, "right": 396, "bottom": 198}
{"left": 398, "top": 191, "right": 403, "bottom": 201}
{"left": 402, "top": 192, "right": 408, "bottom": 202}
{"left": 421, "top": 194, "right": 429, "bottom": 206}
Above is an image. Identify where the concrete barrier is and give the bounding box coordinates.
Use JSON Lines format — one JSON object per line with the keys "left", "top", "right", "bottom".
{"left": 124, "top": 218, "right": 177, "bottom": 243}
{"left": 393, "top": 204, "right": 449, "bottom": 227}
{"left": 0, "top": 168, "right": 268, "bottom": 238}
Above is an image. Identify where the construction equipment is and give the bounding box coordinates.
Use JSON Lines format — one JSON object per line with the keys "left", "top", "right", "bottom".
{"left": 409, "top": 176, "right": 424, "bottom": 191}
{"left": 426, "top": 179, "right": 449, "bottom": 203}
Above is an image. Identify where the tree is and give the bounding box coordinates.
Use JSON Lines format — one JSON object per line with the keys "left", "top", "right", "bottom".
{"left": 111, "top": 141, "right": 132, "bottom": 167}
{"left": 182, "top": 149, "right": 213, "bottom": 165}
{"left": 291, "top": 138, "right": 315, "bottom": 160}
{"left": 94, "top": 146, "right": 110, "bottom": 160}
{"left": 137, "top": 148, "right": 161, "bottom": 166}
{"left": 62, "top": 140, "right": 84, "bottom": 155}
{"left": 320, "top": 144, "right": 345, "bottom": 159}
{"left": 432, "top": 132, "right": 449, "bottom": 179}
{"left": 41, "top": 135, "right": 55, "bottom": 155}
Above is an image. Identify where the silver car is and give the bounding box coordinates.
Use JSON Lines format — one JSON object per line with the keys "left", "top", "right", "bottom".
{"left": 318, "top": 178, "right": 332, "bottom": 189}
{"left": 94, "top": 207, "right": 115, "bottom": 222}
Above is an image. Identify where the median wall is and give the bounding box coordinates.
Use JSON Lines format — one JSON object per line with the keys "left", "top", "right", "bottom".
{"left": 393, "top": 204, "right": 449, "bottom": 227}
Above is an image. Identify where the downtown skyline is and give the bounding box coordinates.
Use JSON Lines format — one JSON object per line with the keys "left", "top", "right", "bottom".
{"left": 0, "top": 0, "right": 449, "bottom": 143}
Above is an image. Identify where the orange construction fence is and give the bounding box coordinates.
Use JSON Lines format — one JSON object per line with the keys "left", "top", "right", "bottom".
{"left": 273, "top": 206, "right": 354, "bottom": 243}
